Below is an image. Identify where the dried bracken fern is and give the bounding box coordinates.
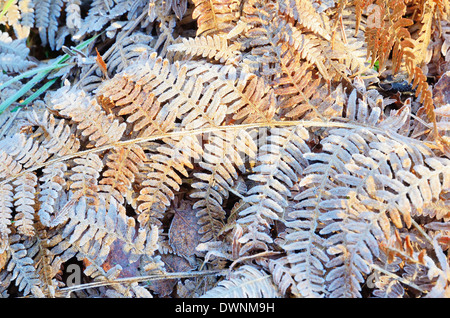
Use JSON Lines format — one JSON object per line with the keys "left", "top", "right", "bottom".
{"left": 0, "top": 0, "right": 448, "bottom": 298}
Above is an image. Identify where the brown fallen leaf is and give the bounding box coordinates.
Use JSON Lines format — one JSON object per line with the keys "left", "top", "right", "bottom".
{"left": 147, "top": 253, "right": 194, "bottom": 297}
{"left": 83, "top": 240, "right": 140, "bottom": 279}
{"left": 168, "top": 201, "right": 202, "bottom": 258}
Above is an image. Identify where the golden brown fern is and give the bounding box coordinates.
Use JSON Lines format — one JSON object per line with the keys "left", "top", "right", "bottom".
{"left": 192, "top": 0, "right": 241, "bottom": 36}
{"left": 0, "top": 0, "right": 449, "bottom": 299}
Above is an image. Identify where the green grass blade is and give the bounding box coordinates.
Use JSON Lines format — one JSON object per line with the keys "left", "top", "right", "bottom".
{"left": 0, "top": 69, "right": 48, "bottom": 114}
{"left": 11, "top": 77, "right": 59, "bottom": 112}
{"left": 0, "top": 0, "right": 15, "bottom": 21}
{"left": 0, "top": 63, "right": 70, "bottom": 90}
{"left": 0, "top": 33, "right": 101, "bottom": 115}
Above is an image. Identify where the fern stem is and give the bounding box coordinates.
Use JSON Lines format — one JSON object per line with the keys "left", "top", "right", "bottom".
{"left": 410, "top": 218, "right": 434, "bottom": 247}
{"left": 229, "top": 251, "right": 281, "bottom": 271}
{"left": 58, "top": 269, "right": 227, "bottom": 296}
{"left": 0, "top": 119, "right": 412, "bottom": 186}
{"left": 367, "top": 262, "right": 424, "bottom": 293}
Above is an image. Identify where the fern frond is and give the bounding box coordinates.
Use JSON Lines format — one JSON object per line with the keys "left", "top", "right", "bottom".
{"left": 26, "top": 110, "right": 80, "bottom": 157}
{"left": 346, "top": 157, "right": 450, "bottom": 226}
{"left": 13, "top": 172, "right": 37, "bottom": 236}
{"left": 283, "top": 88, "right": 438, "bottom": 297}
{"left": 191, "top": 129, "right": 256, "bottom": 242}
{"left": 0, "top": 0, "right": 21, "bottom": 30}
{"left": 37, "top": 162, "right": 67, "bottom": 227}
{"left": 65, "top": 0, "right": 81, "bottom": 30}
{"left": 73, "top": 0, "right": 142, "bottom": 39}
{"left": 57, "top": 197, "right": 159, "bottom": 267}
{"left": 68, "top": 152, "right": 103, "bottom": 208}
{"left": 237, "top": 126, "right": 310, "bottom": 255}
{"left": 99, "top": 144, "right": 146, "bottom": 205}
{"left": 97, "top": 75, "right": 167, "bottom": 138}
{"left": 263, "top": 257, "right": 299, "bottom": 296}
{"left": 35, "top": 0, "right": 65, "bottom": 50}
{"left": 0, "top": 133, "right": 48, "bottom": 169}
{"left": 168, "top": 34, "right": 241, "bottom": 64}
{"left": 226, "top": 72, "right": 276, "bottom": 124}
{"left": 402, "top": 51, "right": 441, "bottom": 144}
{"left": 15, "top": 0, "right": 35, "bottom": 38}
{"left": 192, "top": 0, "right": 240, "bottom": 36}
{"left": 137, "top": 135, "right": 202, "bottom": 226}
{"left": 0, "top": 0, "right": 449, "bottom": 299}
{"left": 25, "top": 228, "right": 64, "bottom": 297}
{"left": 320, "top": 192, "right": 384, "bottom": 298}
{"left": 278, "top": 0, "right": 331, "bottom": 41}
{"left": 0, "top": 31, "right": 36, "bottom": 72}
{"left": 409, "top": 0, "right": 436, "bottom": 67}
{"left": 282, "top": 192, "right": 330, "bottom": 297}
{"left": 106, "top": 32, "right": 155, "bottom": 76}
{"left": 50, "top": 85, "right": 126, "bottom": 147}
{"left": 0, "top": 183, "right": 13, "bottom": 253}
{"left": 7, "top": 235, "right": 44, "bottom": 297}
{"left": 200, "top": 265, "right": 280, "bottom": 297}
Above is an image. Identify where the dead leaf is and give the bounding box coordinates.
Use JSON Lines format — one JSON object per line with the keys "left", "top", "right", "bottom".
{"left": 95, "top": 47, "right": 109, "bottom": 79}
{"left": 0, "top": 250, "right": 7, "bottom": 271}
{"left": 433, "top": 71, "right": 450, "bottom": 107}
{"left": 168, "top": 201, "right": 202, "bottom": 258}
{"left": 147, "top": 253, "right": 194, "bottom": 297}
{"left": 83, "top": 240, "right": 140, "bottom": 279}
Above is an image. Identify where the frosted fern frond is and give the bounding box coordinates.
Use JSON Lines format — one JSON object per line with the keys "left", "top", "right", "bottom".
{"left": 168, "top": 34, "right": 241, "bottom": 64}
{"left": 0, "top": 31, "right": 36, "bottom": 72}
{"left": 37, "top": 162, "right": 67, "bottom": 227}
{"left": 0, "top": 183, "right": 13, "bottom": 253}
{"left": 54, "top": 196, "right": 159, "bottom": 266}
{"left": 99, "top": 144, "right": 147, "bottom": 206}
{"left": 237, "top": 125, "right": 310, "bottom": 255}
{"left": 201, "top": 265, "right": 280, "bottom": 297}
{"left": 73, "top": 0, "right": 148, "bottom": 40}
{"left": 191, "top": 129, "right": 257, "bottom": 242}
{"left": 7, "top": 235, "right": 44, "bottom": 297}
{"left": 49, "top": 85, "right": 126, "bottom": 147}
{"left": 278, "top": 0, "right": 331, "bottom": 41}
{"left": 0, "top": 0, "right": 449, "bottom": 299}
{"left": 192, "top": 0, "right": 240, "bottom": 36}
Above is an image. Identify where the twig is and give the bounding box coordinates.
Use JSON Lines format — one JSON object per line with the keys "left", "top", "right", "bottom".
{"left": 59, "top": 269, "right": 227, "bottom": 296}
{"left": 367, "top": 262, "right": 424, "bottom": 293}
{"left": 229, "top": 251, "right": 281, "bottom": 272}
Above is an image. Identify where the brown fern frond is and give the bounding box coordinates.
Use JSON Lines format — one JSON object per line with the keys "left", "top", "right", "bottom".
{"left": 1, "top": 0, "right": 450, "bottom": 299}
{"left": 278, "top": 0, "right": 332, "bottom": 41}
{"left": 50, "top": 86, "right": 126, "bottom": 148}
{"left": 168, "top": 34, "right": 241, "bottom": 64}
{"left": 68, "top": 153, "right": 104, "bottom": 209}
{"left": 365, "top": 0, "right": 413, "bottom": 71}
{"left": 402, "top": 42, "right": 447, "bottom": 149}
{"left": 226, "top": 73, "right": 277, "bottom": 124}
{"left": 191, "top": 129, "right": 256, "bottom": 242}
{"left": 137, "top": 135, "right": 202, "bottom": 227}
{"left": 13, "top": 172, "right": 37, "bottom": 237}
{"left": 99, "top": 144, "right": 147, "bottom": 205}
{"left": 192, "top": 0, "right": 240, "bottom": 36}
